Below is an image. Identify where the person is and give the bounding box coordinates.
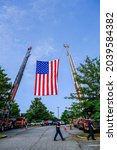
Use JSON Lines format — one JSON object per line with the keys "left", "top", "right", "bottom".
{"left": 87, "top": 118, "right": 96, "bottom": 140}
{"left": 64, "top": 123, "right": 67, "bottom": 132}
{"left": 25, "top": 119, "right": 28, "bottom": 129}
{"left": 69, "top": 119, "right": 72, "bottom": 130}
{"left": 54, "top": 121, "right": 65, "bottom": 141}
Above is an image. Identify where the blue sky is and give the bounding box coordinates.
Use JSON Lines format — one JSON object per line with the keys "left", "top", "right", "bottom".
{"left": 0, "top": 0, "right": 100, "bottom": 118}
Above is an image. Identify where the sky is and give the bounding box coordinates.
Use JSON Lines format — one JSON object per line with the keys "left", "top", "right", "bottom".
{"left": 0, "top": 0, "right": 100, "bottom": 118}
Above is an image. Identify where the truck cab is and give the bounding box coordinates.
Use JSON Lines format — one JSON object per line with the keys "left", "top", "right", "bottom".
{"left": 15, "top": 117, "right": 27, "bottom": 128}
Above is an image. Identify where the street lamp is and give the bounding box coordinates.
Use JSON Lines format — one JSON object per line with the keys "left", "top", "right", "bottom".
{"left": 57, "top": 107, "right": 60, "bottom": 119}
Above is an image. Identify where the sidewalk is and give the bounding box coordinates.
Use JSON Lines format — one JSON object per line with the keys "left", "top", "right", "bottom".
{"left": 65, "top": 126, "right": 100, "bottom": 150}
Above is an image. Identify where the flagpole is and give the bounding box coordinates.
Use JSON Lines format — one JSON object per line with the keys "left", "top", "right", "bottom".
{"left": 64, "top": 44, "right": 81, "bottom": 99}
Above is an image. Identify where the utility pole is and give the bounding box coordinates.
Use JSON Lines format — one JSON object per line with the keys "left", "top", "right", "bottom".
{"left": 64, "top": 44, "right": 81, "bottom": 99}
{"left": 57, "top": 106, "right": 60, "bottom": 119}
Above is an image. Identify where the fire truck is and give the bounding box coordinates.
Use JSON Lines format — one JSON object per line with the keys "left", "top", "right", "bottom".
{"left": 0, "top": 113, "right": 14, "bottom": 131}
{"left": 15, "top": 117, "right": 27, "bottom": 128}
{"left": 0, "top": 47, "right": 32, "bottom": 131}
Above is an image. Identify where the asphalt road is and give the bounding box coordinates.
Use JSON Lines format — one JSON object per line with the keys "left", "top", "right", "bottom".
{"left": 0, "top": 126, "right": 100, "bottom": 150}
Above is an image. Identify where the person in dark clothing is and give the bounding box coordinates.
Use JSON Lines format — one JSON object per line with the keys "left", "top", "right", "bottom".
{"left": 54, "top": 121, "right": 65, "bottom": 141}
{"left": 87, "top": 118, "right": 96, "bottom": 140}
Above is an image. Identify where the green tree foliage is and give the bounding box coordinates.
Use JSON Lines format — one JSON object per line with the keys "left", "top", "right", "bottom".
{"left": 0, "top": 67, "right": 12, "bottom": 112}
{"left": 26, "top": 97, "right": 55, "bottom": 122}
{"left": 10, "top": 101, "right": 20, "bottom": 117}
{"left": 69, "top": 102, "right": 82, "bottom": 118}
{"left": 77, "top": 57, "right": 100, "bottom": 120}
{"left": 64, "top": 56, "right": 100, "bottom": 120}
{"left": 61, "top": 109, "right": 71, "bottom": 124}
{"left": 61, "top": 103, "right": 82, "bottom": 123}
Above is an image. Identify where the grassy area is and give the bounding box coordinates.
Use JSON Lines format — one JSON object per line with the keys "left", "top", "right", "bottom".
{"left": 78, "top": 132, "right": 100, "bottom": 138}
{"left": 71, "top": 132, "right": 100, "bottom": 142}
{"left": 72, "top": 132, "right": 100, "bottom": 143}
{"left": 0, "top": 133, "right": 7, "bottom": 138}
{"left": 78, "top": 133, "right": 88, "bottom": 137}
{"left": 75, "top": 132, "right": 100, "bottom": 142}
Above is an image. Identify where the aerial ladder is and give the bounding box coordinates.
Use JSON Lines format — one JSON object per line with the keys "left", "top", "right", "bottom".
{"left": 7, "top": 46, "right": 32, "bottom": 116}
{"left": 64, "top": 44, "right": 81, "bottom": 99}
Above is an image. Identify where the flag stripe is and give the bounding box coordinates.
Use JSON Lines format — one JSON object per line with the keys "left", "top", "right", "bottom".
{"left": 51, "top": 61, "right": 53, "bottom": 95}
{"left": 49, "top": 62, "right": 51, "bottom": 95}
{"left": 34, "top": 59, "right": 59, "bottom": 96}
{"left": 55, "top": 60, "right": 57, "bottom": 94}
{"left": 56, "top": 59, "right": 59, "bottom": 94}
{"left": 47, "top": 74, "right": 49, "bottom": 95}
{"left": 38, "top": 74, "right": 41, "bottom": 96}
{"left": 40, "top": 75, "right": 43, "bottom": 95}
{"left": 34, "top": 74, "right": 37, "bottom": 95}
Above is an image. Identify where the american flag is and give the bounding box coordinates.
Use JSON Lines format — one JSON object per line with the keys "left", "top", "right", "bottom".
{"left": 34, "top": 59, "right": 59, "bottom": 96}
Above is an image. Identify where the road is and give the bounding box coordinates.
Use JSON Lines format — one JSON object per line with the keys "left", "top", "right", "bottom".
{"left": 0, "top": 126, "right": 100, "bottom": 150}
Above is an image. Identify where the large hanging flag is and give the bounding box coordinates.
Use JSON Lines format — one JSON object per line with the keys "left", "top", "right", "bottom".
{"left": 34, "top": 59, "right": 59, "bottom": 96}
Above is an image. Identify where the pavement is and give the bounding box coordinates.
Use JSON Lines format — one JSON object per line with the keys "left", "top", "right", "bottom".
{"left": 0, "top": 126, "right": 100, "bottom": 150}
{"left": 36, "top": 125, "right": 100, "bottom": 150}
{"left": 30, "top": 126, "right": 81, "bottom": 150}
{"left": 66, "top": 126, "right": 100, "bottom": 150}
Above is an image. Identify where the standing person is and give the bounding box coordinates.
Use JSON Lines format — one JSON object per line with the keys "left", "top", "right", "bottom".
{"left": 25, "top": 118, "right": 28, "bottom": 129}
{"left": 69, "top": 118, "right": 72, "bottom": 130}
{"left": 64, "top": 123, "right": 67, "bottom": 132}
{"left": 87, "top": 118, "right": 96, "bottom": 140}
{"left": 54, "top": 121, "right": 65, "bottom": 141}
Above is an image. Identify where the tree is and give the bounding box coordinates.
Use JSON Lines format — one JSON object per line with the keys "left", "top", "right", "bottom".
{"left": 69, "top": 102, "right": 81, "bottom": 118}
{"left": 61, "top": 109, "right": 71, "bottom": 124}
{"left": 0, "top": 67, "right": 12, "bottom": 112}
{"left": 26, "top": 97, "right": 54, "bottom": 122}
{"left": 10, "top": 101, "right": 20, "bottom": 118}
{"left": 68, "top": 56, "right": 100, "bottom": 120}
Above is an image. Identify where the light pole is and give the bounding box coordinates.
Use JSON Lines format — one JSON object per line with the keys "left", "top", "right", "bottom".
{"left": 57, "top": 107, "right": 60, "bottom": 119}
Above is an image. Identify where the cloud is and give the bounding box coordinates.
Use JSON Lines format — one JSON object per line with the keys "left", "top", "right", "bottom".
{"left": 0, "top": 1, "right": 57, "bottom": 55}
{"left": 29, "top": 0, "right": 57, "bottom": 21}
{"left": 0, "top": 4, "right": 26, "bottom": 50}
{"left": 24, "top": 38, "right": 57, "bottom": 87}
{"left": 0, "top": 1, "right": 57, "bottom": 78}
{"left": 0, "top": 4, "right": 26, "bottom": 26}
{"left": 29, "top": 39, "right": 56, "bottom": 65}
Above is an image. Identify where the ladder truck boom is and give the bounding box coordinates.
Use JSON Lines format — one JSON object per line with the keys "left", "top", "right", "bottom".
{"left": 64, "top": 44, "right": 81, "bottom": 99}
{"left": 7, "top": 46, "right": 32, "bottom": 116}
{"left": 10, "top": 46, "right": 32, "bottom": 101}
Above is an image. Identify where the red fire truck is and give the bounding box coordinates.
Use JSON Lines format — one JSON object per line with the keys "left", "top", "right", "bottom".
{"left": 0, "top": 113, "right": 14, "bottom": 131}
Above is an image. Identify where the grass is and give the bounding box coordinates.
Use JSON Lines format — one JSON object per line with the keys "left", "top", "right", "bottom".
{"left": 72, "top": 132, "right": 100, "bottom": 143}
{"left": 74, "top": 132, "right": 100, "bottom": 142}
{"left": 78, "top": 132, "right": 100, "bottom": 137}
{"left": 0, "top": 133, "right": 7, "bottom": 138}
